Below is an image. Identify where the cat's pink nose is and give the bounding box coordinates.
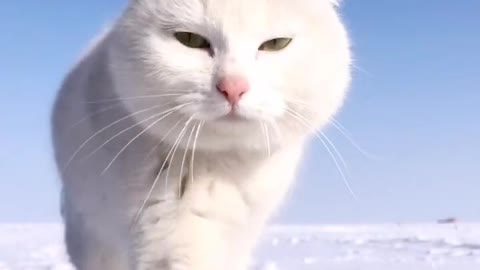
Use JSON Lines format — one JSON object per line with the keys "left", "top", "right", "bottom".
{"left": 216, "top": 76, "right": 249, "bottom": 106}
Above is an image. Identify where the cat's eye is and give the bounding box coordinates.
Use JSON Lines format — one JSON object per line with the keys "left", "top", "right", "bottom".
{"left": 259, "top": 38, "right": 293, "bottom": 51}
{"left": 174, "top": 32, "right": 210, "bottom": 49}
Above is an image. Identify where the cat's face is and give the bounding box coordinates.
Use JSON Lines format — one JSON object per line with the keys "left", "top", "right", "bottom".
{"left": 112, "top": 0, "right": 351, "bottom": 152}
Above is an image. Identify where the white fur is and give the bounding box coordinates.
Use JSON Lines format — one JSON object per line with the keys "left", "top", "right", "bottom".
{"left": 51, "top": 0, "right": 351, "bottom": 269}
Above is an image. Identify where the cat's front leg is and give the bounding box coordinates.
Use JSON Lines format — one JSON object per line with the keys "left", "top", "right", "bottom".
{"left": 132, "top": 178, "right": 253, "bottom": 270}
{"left": 131, "top": 191, "right": 183, "bottom": 270}
{"left": 167, "top": 215, "right": 240, "bottom": 270}
{"left": 166, "top": 177, "right": 256, "bottom": 270}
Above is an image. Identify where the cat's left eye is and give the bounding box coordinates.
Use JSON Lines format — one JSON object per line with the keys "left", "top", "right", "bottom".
{"left": 259, "top": 38, "right": 293, "bottom": 51}
{"left": 174, "top": 32, "right": 211, "bottom": 49}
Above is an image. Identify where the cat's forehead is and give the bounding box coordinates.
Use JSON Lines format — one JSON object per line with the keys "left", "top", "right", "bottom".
{"left": 203, "top": 0, "right": 299, "bottom": 34}
{"left": 145, "top": 0, "right": 334, "bottom": 34}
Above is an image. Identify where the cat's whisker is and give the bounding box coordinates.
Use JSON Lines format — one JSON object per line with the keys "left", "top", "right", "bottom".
{"left": 62, "top": 103, "right": 175, "bottom": 174}
{"left": 293, "top": 118, "right": 348, "bottom": 172}
{"left": 142, "top": 119, "right": 184, "bottom": 162}
{"left": 286, "top": 107, "right": 346, "bottom": 162}
{"left": 351, "top": 62, "right": 373, "bottom": 78}
{"left": 328, "top": 117, "right": 381, "bottom": 160}
{"left": 269, "top": 120, "right": 282, "bottom": 141}
{"left": 179, "top": 120, "right": 198, "bottom": 198}
{"left": 260, "top": 121, "right": 271, "bottom": 158}
{"left": 62, "top": 103, "right": 123, "bottom": 135}
{"left": 285, "top": 98, "right": 377, "bottom": 160}
{"left": 263, "top": 119, "right": 282, "bottom": 149}
{"left": 320, "top": 130, "right": 349, "bottom": 172}
{"left": 164, "top": 117, "right": 194, "bottom": 195}
{"left": 178, "top": 119, "right": 199, "bottom": 198}
{"left": 83, "top": 93, "right": 190, "bottom": 104}
{"left": 160, "top": 119, "right": 190, "bottom": 193}
{"left": 285, "top": 107, "right": 358, "bottom": 201}
{"left": 143, "top": 64, "right": 168, "bottom": 78}
{"left": 101, "top": 103, "right": 192, "bottom": 175}
{"left": 329, "top": 117, "right": 352, "bottom": 137}
{"left": 286, "top": 107, "right": 348, "bottom": 171}
{"left": 190, "top": 121, "right": 204, "bottom": 186}
{"left": 243, "top": 104, "right": 279, "bottom": 153}
{"left": 130, "top": 117, "right": 192, "bottom": 230}
{"left": 283, "top": 97, "right": 310, "bottom": 106}
{"left": 82, "top": 104, "right": 185, "bottom": 163}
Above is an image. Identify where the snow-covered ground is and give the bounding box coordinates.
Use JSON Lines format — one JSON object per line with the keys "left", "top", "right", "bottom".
{"left": 1, "top": 223, "right": 479, "bottom": 270}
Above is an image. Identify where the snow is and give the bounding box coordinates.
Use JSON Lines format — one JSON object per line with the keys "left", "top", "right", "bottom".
{"left": 1, "top": 223, "right": 479, "bottom": 269}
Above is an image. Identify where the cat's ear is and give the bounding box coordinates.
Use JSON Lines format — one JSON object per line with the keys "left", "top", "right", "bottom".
{"left": 328, "top": 0, "right": 343, "bottom": 8}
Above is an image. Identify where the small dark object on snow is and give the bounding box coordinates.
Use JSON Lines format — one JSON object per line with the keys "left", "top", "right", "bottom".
{"left": 437, "top": 217, "right": 458, "bottom": 224}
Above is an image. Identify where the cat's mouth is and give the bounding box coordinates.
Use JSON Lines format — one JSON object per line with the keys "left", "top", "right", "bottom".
{"left": 216, "top": 110, "right": 251, "bottom": 123}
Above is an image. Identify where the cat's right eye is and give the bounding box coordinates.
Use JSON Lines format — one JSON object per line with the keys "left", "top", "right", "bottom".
{"left": 174, "top": 32, "right": 211, "bottom": 50}
{"left": 259, "top": 38, "right": 293, "bottom": 52}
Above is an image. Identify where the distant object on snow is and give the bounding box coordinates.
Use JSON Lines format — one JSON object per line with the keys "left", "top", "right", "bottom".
{"left": 437, "top": 217, "right": 458, "bottom": 224}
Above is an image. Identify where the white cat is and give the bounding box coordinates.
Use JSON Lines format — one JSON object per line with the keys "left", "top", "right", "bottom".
{"left": 51, "top": 0, "right": 352, "bottom": 269}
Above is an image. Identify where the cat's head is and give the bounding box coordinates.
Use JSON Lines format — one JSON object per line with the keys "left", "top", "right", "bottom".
{"left": 110, "top": 0, "right": 351, "bottom": 152}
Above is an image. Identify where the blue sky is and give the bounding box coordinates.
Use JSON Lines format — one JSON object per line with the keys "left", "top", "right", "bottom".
{"left": 1, "top": 1, "right": 479, "bottom": 224}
